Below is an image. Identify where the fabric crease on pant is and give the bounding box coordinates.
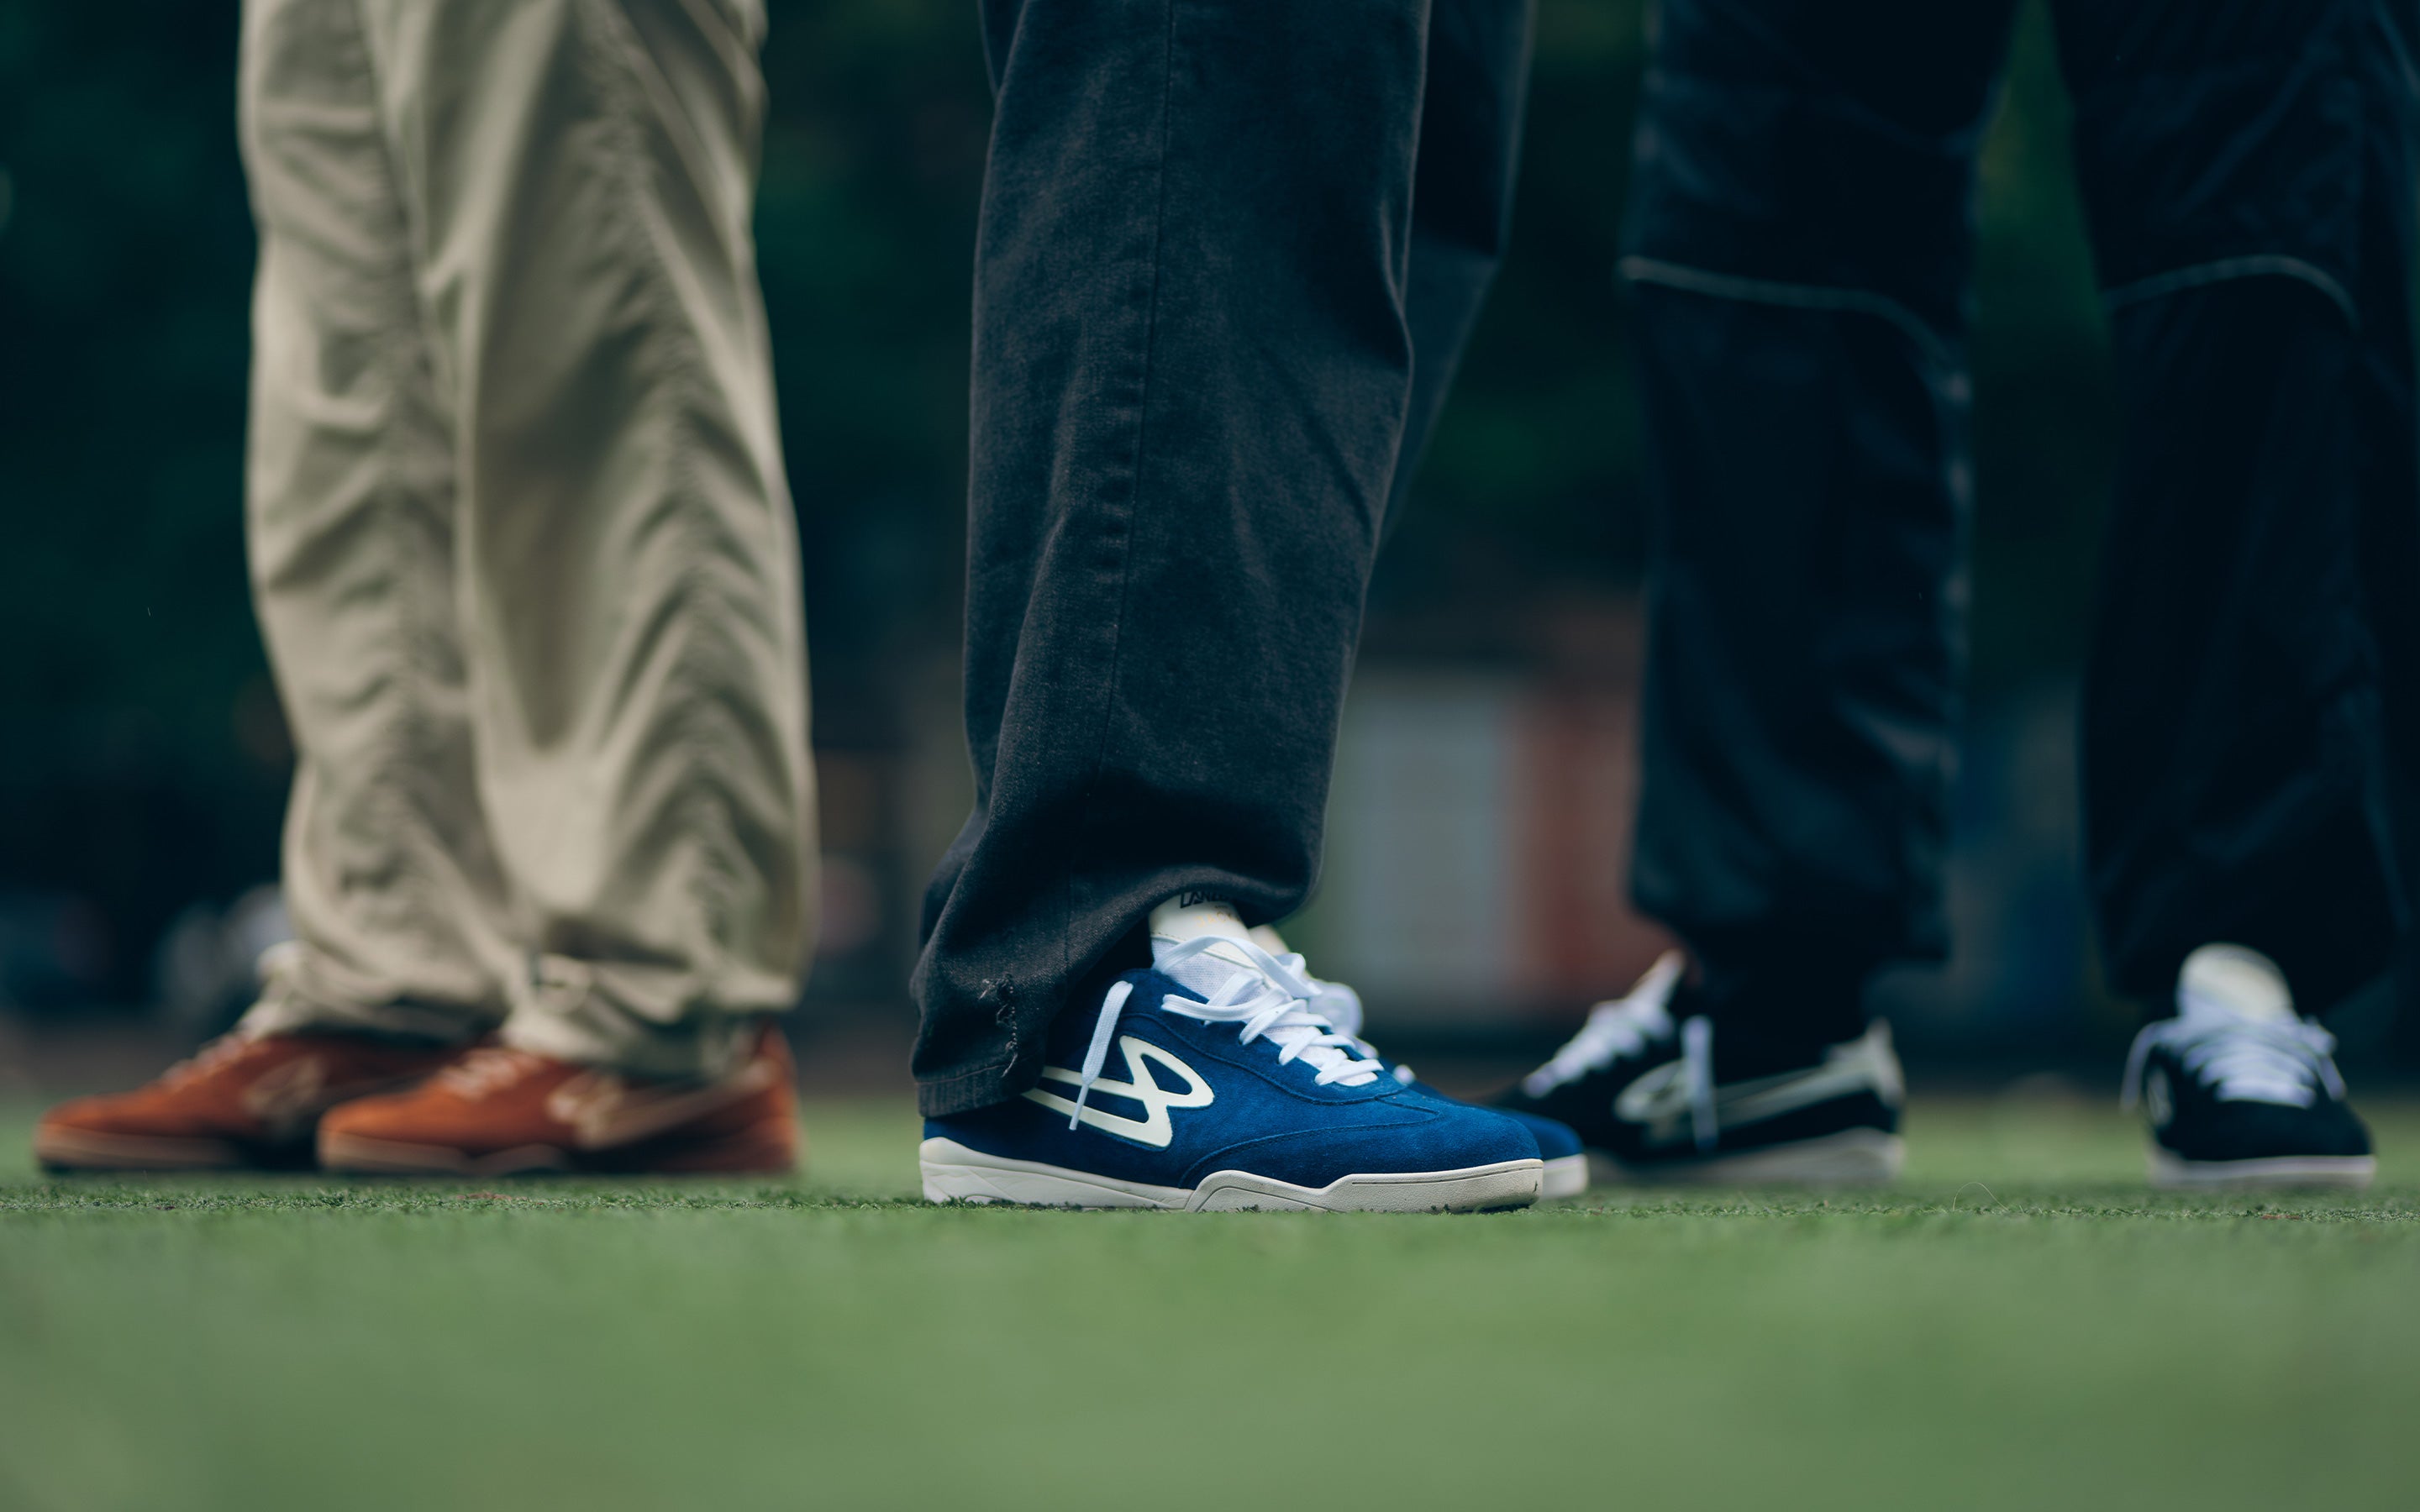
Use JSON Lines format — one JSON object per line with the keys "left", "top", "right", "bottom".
{"left": 237, "top": 0, "right": 813, "bottom": 1077}
{"left": 1623, "top": 0, "right": 2419, "bottom": 1028}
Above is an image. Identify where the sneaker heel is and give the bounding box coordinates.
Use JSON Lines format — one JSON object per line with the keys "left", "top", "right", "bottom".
{"left": 637, "top": 1117, "right": 801, "bottom": 1175}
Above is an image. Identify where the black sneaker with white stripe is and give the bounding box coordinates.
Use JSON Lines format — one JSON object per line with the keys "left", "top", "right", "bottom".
{"left": 1495, "top": 954, "right": 1905, "bottom": 1185}
{"left": 2123, "top": 945, "right": 2373, "bottom": 1190}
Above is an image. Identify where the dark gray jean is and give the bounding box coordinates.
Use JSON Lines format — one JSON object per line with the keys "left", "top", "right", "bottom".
{"left": 913, "top": 0, "right": 1534, "bottom": 1115}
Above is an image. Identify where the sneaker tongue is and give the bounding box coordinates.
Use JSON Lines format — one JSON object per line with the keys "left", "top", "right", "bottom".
{"left": 2177, "top": 944, "right": 2294, "bottom": 1025}
{"left": 1149, "top": 895, "right": 1265, "bottom": 999}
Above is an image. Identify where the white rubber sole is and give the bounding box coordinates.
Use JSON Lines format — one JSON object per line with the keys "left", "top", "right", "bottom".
{"left": 1539, "top": 1153, "right": 1591, "bottom": 1200}
{"left": 918, "top": 1138, "right": 1543, "bottom": 1212}
{"left": 1592, "top": 1127, "right": 1906, "bottom": 1188}
{"left": 2149, "top": 1149, "right": 2376, "bottom": 1191}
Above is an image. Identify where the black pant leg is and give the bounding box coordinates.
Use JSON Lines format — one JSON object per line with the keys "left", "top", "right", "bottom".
{"left": 2058, "top": 0, "right": 2420, "bottom": 1011}
{"left": 1385, "top": 0, "right": 1536, "bottom": 536}
{"left": 913, "top": 0, "right": 1433, "bottom": 1116}
{"left": 1621, "top": 0, "right": 2017, "bottom": 1037}
{"left": 2354, "top": 3, "right": 2420, "bottom": 958}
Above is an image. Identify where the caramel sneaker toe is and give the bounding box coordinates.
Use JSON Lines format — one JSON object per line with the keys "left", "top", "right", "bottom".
{"left": 34, "top": 1031, "right": 459, "bottom": 1172}
{"left": 318, "top": 1025, "right": 799, "bottom": 1177}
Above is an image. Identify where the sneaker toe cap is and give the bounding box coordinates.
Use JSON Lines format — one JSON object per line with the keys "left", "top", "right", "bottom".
{"left": 38, "top": 1092, "right": 194, "bottom": 1140}
{"left": 1495, "top": 1107, "right": 1585, "bottom": 1162}
{"left": 2168, "top": 1098, "right": 2373, "bottom": 1162}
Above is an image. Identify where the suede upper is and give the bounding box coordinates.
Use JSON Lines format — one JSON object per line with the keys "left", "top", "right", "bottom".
{"left": 926, "top": 969, "right": 1539, "bottom": 1191}
{"left": 38, "top": 1030, "right": 455, "bottom": 1167}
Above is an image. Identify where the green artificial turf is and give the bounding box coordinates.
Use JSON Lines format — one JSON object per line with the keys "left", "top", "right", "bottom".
{"left": 3, "top": 1094, "right": 2417, "bottom": 1511}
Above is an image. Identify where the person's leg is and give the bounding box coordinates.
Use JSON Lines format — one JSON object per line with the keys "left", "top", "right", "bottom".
{"left": 308, "top": 0, "right": 813, "bottom": 1175}
{"left": 355, "top": 0, "right": 816, "bottom": 1079}
{"left": 2064, "top": 0, "right": 2416, "bottom": 1012}
{"left": 2354, "top": 2, "right": 2420, "bottom": 936}
{"left": 239, "top": 0, "right": 521, "bottom": 1042}
{"left": 909, "top": 0, "right": 1541, "bottom": 1212}
{"left": 2060, "top": 0, "right": 2414, "bottom": 1188}
{"left": 1385, "top": 0, "right": 1537, "bottom": 534}
{"left": 1486, "top": 0, "right": 2021, "bottom": 1185}
{"left": 34, "top": 0, "right": 496, "bottom": 1170}
{"left": 913, "top": 0, "right": 1438, "bottom": 1116}
{"left": 1620, "top": 0, "right": 2018, "bottom": 1062}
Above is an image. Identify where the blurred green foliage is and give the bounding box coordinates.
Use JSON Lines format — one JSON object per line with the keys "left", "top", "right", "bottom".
{"left": 0, "top": 0, "right": 2116, "bottom": 999}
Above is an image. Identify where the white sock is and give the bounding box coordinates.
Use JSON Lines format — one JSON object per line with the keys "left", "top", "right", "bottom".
{"left": 2177, "top": 944, "right": 2294, "bottom": 1024}
{"left": 1147, "top": 895, "right": 1263, "bottom": 998}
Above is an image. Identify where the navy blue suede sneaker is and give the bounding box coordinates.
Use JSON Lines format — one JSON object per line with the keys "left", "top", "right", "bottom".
{"left": 1247, "top": 926, "right": 1590, "bottom": 1200}
{"left": 920, "top": 901, "right": 1544, "bottom": 1212}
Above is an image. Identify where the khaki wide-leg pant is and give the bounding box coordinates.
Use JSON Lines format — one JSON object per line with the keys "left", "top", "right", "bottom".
{"left": 234, "top": 0, "right": 815, "bottom": 1076}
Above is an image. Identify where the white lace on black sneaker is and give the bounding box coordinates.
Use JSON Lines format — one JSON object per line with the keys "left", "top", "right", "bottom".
{"left": 1060, "top": 935, "right": 1382, "bottom": 1130}
{"left": 2122, "top": 1013, "right": 2344, "bottom": 1110}
{"left": 2121, "top": 946, "right": 2346, "bottom": 1112}
{"left": 1518, "top": 954, "right": 1718, "bottom": 1152}
{"left": 1518, "top": 953, "right": 1686, "bottom": 1099}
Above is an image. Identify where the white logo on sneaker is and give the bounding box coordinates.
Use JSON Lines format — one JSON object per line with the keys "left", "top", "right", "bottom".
{"left": 1023, "top": 1037, "right": 1214, "bottom": 1148}
{"left": 2144, "top": 1068, "right": 2174, "bottom": 1129}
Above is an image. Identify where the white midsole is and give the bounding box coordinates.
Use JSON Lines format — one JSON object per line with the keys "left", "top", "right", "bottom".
{"left": 1539, "top": 1153, "right": 1590, "bottom": 1200}
{"left": 2149, "top": 1149, "right": 2376, "bottom": 1191}
{"left": 1591, "top": 1127, "right": 1905, "bottom": 1188}
{"left": 919, "top": 1138, "right": 1542, "bottom": 1212}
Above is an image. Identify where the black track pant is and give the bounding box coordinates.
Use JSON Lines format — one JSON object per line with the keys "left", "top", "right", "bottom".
{"left": 913, "top": 0, "right": 1534, "bottom": 1115}
{"left": 1628, "top": 0, "right": 2420, "bottom": 1034}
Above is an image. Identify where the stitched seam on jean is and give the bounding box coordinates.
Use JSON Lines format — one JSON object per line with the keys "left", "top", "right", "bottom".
{"left": 575, "top": 0, "right": 760, "bottom": 1028}
{"left": 1618, "top": 255, "right": 1954, "bottom": 373}
{"left": 1062, "top": 0, "right": 1181, "bottom": 1011}
{"left": 2101, "top": 255, "right": 2360, "bottom": 328}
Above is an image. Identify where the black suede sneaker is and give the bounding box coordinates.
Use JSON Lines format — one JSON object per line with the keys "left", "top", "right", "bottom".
{"left": 1495, "top": 954, "right": 1904, "bottom": 1185}
{"left": 2123, "top": 945, "right": 2374, "bottom": 1190}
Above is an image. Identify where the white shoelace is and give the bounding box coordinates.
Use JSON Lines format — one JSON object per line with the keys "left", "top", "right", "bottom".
{"left": 1519, "top": 953, "right": 1687, "bottom": 1099}
{"left": 1254, "top": 949, "right": 1412, "bottom": 1079}
{"left": 1062, "top": 935, "right": 1382, "bottom": 1129}
{"left": 2121, "top": 1011, "right": 2345, "bottom": 1111}
{"left": 1520, "top": 953, "right": 1714, "bottom": 1150}
{"left": 1243, "top": 946, "right": 1723, "bottom": 1151}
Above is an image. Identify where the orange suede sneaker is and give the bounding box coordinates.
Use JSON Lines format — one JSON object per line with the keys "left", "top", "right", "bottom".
{"left": 318, "top": 1022, "right": 799, "bottom": 1176}
{"left": 35, "top": 1030, "right": 459, "bottom": 1172}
